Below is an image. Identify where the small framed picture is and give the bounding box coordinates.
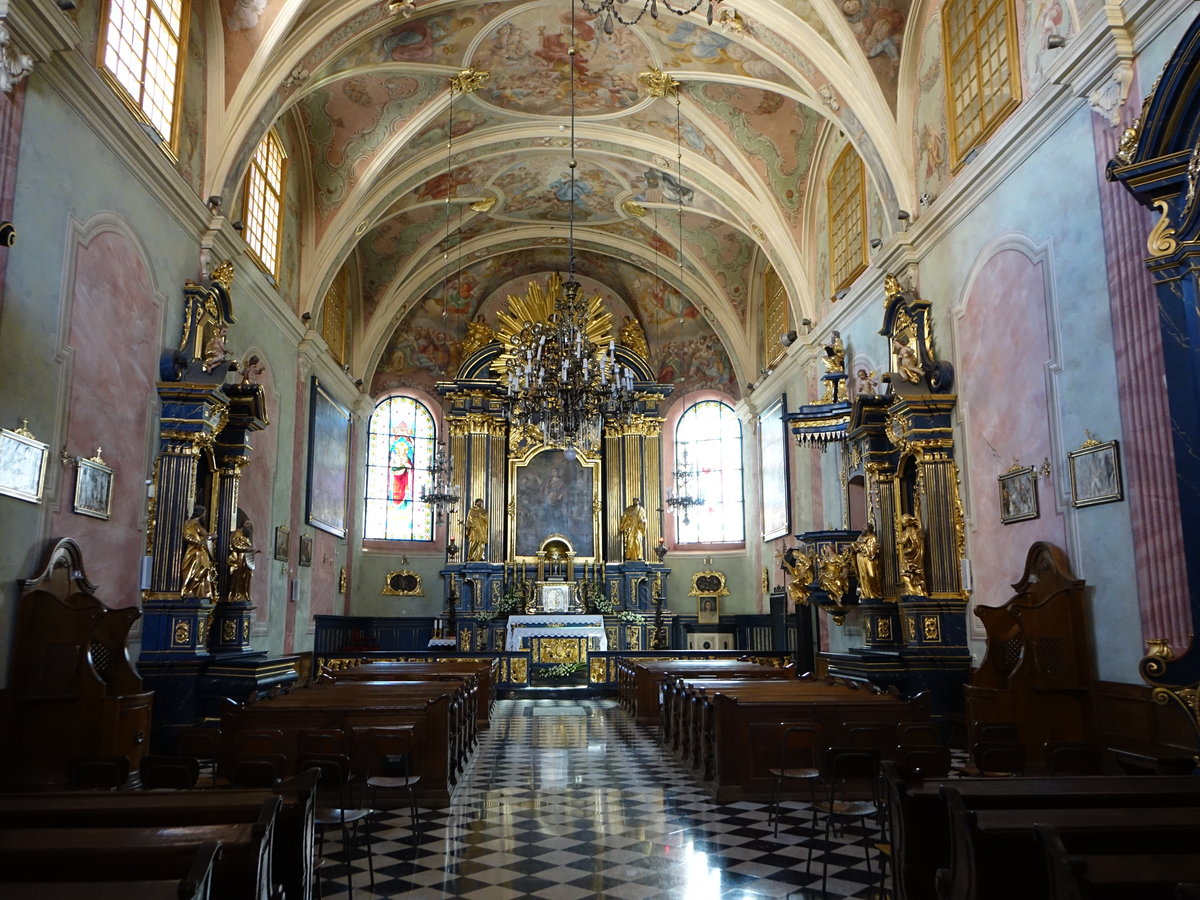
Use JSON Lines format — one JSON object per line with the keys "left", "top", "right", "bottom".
{"left": 73, "top": 455, "right": 114, "bottom": 519}
{"left": 0, "top": 426, "right": 48, "bottom": 504}
{"left": 299, "top": 534, "right": 313, "bottom": 568}
{"left": 697, "top": 596, "right": 719, "bottom": 625}
{"left": 274, "top": 525, "right": 290, "bottom": 562}
{"left": 1069, "top": 439, "right": 1123, "bottom": 508}
{"left": 998, "top": 465, "right": 1038, "bottom": 524}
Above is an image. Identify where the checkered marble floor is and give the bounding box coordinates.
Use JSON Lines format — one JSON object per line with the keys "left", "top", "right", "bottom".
{"left": 318, "top": 699, "right": 886, "bottom": 899}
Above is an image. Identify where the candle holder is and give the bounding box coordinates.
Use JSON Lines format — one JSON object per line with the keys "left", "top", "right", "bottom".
{"left": 654, "top": 540, "right": 667, "bottom": 564}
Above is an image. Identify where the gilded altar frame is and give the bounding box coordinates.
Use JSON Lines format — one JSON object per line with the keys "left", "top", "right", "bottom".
{"left": 507, "top": 446, "right": 602, "bottom": 562}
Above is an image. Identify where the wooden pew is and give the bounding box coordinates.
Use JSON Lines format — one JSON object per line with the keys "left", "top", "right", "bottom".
{"left": 0, "top": 797, "right": 279, "bottom": 900}
{"left": 619, "top": 659, "right": 792, "bottom": 725}
{"left": 939, "top": 786, "right": 1200, "bottom": 900}
{"left": 325, "top": 660, "right": 496, "bottom": 729}
{"left": 660, "top": 669, "right": 796, "bottom": 752}
{"left": 666, "top": 678, "right": 924, "bottom": 800}
{"left": 0, "top": 771, "right": 316, "bottom": 900}
{"left": 0, "top": 842, "right": 221, "bottom": 900}
{"left": 222, "top": 679, "right": 464, "bottom": 803}
{"left": 1038, "top": 823, "right": 1200, "bottom": 900}
{"left": 882, "top": 765, "right": 1200, "bottom": 900}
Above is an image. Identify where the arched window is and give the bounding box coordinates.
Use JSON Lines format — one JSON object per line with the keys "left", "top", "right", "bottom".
{"left": 242, "top": 130, "right": 286, "bottom": 278}
{"left": 100, "top": 0, "right": 187, "bottom": 147}
{"left": 673, "top": 400, "right": 744, "bottom": 544}
{"left": 364, "top": 396, "right": 436, "bottom": 541}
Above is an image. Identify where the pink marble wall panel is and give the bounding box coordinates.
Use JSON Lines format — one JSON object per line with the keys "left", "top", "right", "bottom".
{"left": 233, "top": 356, "right": 278, "bottom": 631}
{"left": 957, "top": 249, "right": 1066, "bottom": 609}
{"left": 1091, "top": 98, "right": 1189, "bottom": 652}
{"left": 0, "top": 82, "right": 26, "bottom": 312}
{"left": 51, "top": 227, "right": 159, "bottom": 605}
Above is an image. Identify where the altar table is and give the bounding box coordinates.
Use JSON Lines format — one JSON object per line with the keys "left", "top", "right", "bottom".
{"left": 505, "top": 615, "right": 608, "bottom": 652}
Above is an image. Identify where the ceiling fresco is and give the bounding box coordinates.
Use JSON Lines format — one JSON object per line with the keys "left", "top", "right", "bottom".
{"left": 208, "top": 0, "right": 943, "bottom": 400}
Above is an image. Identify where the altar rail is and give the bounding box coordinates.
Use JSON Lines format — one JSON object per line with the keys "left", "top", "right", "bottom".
{"left": 314, "top": 613, "right": 789, "bottom": 660}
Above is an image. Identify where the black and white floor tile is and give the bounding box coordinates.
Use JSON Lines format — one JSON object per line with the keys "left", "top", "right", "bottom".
{"left": 319, "top": 699, "right": 887, "bottom": 899}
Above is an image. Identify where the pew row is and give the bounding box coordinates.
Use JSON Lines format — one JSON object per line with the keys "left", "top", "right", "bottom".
{"left": 617, "top": 658, "right": 794, "bottom": 725}
{"left": 882, "top": 763, "right": 1200, "bottom": 900}
{"left": 0, "top": 842, "right": 220, "bottom": 900}
{"left": 221, "top": 679, "right": 467, "bottom": 804}
{"left": 322, "top": 659, "right": 496, "bottom": 729}
{"left": 0, "top": 771, "right": 316, "bottom": 900}
{"left": 0, "top": 798, "right": 279, "bottom": 900}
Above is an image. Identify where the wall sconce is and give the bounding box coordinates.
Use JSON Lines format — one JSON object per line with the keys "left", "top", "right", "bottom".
{"left": 231, "top": 220, "right": 244, "bottom": 232}
{"left": 355, "top": 378, "right": 364, "bottom": 388}
{"left": 301, "top": 312, "right": 312, "bottom": 323}
{"left": 869, "top": 237, "right": 882, "bottom": 249}
{"left": 206, "top": 196, "right": 222, "bottom": 213}
{"left": 1047, "top": 34, "right": 1066, "bottom": 49}
{"left": 896, "top": 209, "right": 911, "bottom": 221}
{"left": 780, "top": 330, "right": 798, "bottom": 347}
{"left": 800, "top": 317, "right": 813, "bottom": 334}
{"left": 833, "top": 288, "right": 849, "bottom": 301}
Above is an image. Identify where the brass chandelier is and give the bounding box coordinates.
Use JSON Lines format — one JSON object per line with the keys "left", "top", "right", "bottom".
{"left": 497, "top": 0, "right": 638, "bottom": 457}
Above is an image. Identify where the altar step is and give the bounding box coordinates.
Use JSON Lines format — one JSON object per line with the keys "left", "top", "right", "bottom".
{"left": 497, "top": 685, "right": 613, "bottom": 700}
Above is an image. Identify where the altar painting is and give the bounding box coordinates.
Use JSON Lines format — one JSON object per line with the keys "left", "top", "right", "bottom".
{"left": 510, "top": 448, "right": 599, "bottom": 560}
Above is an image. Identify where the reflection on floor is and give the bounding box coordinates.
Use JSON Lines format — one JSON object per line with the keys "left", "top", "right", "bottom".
{"left": 319, "top": 699, "right": 884, "bottom": 899}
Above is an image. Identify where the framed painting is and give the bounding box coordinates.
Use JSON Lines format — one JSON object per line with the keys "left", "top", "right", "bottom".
{"left": 760, "top": 394, "right": 790, "bottom": 540}
{"left": 73, "top": 455, "right": 114, "bottom": 519}
{"left": 509, "top": 447, "right": 600, "bottom": 560}
{"left": 998, "top": 465, "right": 1038, "bottom": 524}
{"left": 0, "top": 425, "right": 48, "bottom": 504}
{"left": 274, "top": 525, "right": 290, "bottom": 562}
{"left": 697, "top": 596, "right": 719, "bottom": 625}
{"left": 299, "top": 534, "right": 313, "bottom": 567}
{"left": 1069, "top": 439, "right": 1123, "bottom": 508}
{"left": 306, "top": 377, "right": 351, "bottom": 536}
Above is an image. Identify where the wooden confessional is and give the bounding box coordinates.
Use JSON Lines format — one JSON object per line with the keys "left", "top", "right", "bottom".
{"left": 964, "top": 542, "right": 1093, "bottom": 769}
{"left": 4, "top": 537, "right": 153, "bottom": 787}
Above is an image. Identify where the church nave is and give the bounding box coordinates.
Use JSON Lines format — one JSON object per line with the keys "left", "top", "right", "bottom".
{"left": 321, "top": 699, "right": 880, "bottom": 900}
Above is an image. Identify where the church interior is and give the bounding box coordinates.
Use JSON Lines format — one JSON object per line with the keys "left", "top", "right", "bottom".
{"left": 3, "top": 0, "right": 1200, "bottom": 897}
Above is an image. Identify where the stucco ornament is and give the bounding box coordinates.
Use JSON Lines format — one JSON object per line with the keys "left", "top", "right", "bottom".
{"left": 0, "top": 20, "right": 33, "bottom": 95}
{"left": 227, "top": 0, "right": 268, "bottom": 31}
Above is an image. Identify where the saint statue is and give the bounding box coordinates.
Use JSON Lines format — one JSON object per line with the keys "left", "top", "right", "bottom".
{"left": 781, "top": 546, "right": 815, "bottom": 607}
{"left": 619, "top": 497, "right": 647, "bottom": 561}
{"left": 821, "top": 330, "right": 845, "bottom": 375}
{"left": 202, "top": 324, "right": 233, "bottom": 373}
{"left": 817, "top": 545, "right": 850, "bottom": 606}
{"left": 619, "top": 315, "right": 650, "bottom": 361}
{"left": 893, "top": 334, "right": 923, "bottom": 384}
{"left": 465, "top": 498, "right": 488, "bottom": 561}
{"left": 227, "top": 521, "right": 258, "bottom": 603}
{"left": 855, "top": 368, "right": 879, "bottom": 397}
{"left": 899, "top": 513, "right": 926, "bottom": 596}
{"left": 181, "top": 506, "right": 216, "bottom": 599}
{"left": 851, "top": 522, "right": 882, "bottom": 599}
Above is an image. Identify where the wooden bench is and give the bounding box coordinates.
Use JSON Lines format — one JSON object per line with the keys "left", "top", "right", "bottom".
{"left": 0, "top": 841, "right": 220, "bottom": 900}
{"left": 0, "top": 770, "right": 316, "bottom": 900}
{"left": 882, "top": 765, "right": 1200, "bottom": 900}
{"left": 324, "top": 660, "right": 496, "bottom": 729}
{"left": 939, "top": 786, "right": 1200, "bottom": 900}
{"left": 222, "top": 679, "right": 465, "bottom": 803}
{"left": 0, "top": 797, "right": 279, "bottom": 900}
{"left": 617, "top": 658, "right": 791, "bottom": 725}
{"left": 1038, "top": 823, "right": 1200, "bottom": 900}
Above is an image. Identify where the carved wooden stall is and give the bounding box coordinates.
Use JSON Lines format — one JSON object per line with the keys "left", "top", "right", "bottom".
{"left": 964, "top": 542, "right": 1093, "bottom": 768}
{"left": 4, "top": 537, "right": 153, "bottom": 787}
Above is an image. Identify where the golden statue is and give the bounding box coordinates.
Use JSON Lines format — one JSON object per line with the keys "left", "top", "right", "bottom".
{"left": 899, "top": 513, "right": 926, "bottom": 595}
{"left": 619, "top": 498, "right": 647, "bottom": 561}
{"left": 465, "top": 498, "right": 488, "bottom": 561}
{"left": 181, "top": 506, "right": 216, "bottom": 599}
{"left": 884, "top": 273, "right": 903, "bottom": 300}
{"left": 817, "top": 545, "right": 850, "bottom": 606}
{"left": 619, "top": 315, "right": 650, "bottom": 361}
{"left": 821, "top": 330, "right": 845, "bottom": 375}
{"left": 851, "top": 522, "right": 882, "bottom": 599}
{"left": 782, "top": 546, "right": 815, "bottom": 607}
{"left": 462, "top": 314, "right": 495, "bottom": 357}
{"left": 227, "top": 521, "right": 258, "bottom": 603}
{"left": 202, "top": 324, "right": 233, "bottom": 373}
{"left": 893, "top": 333, "right": 923, "bottom": 384}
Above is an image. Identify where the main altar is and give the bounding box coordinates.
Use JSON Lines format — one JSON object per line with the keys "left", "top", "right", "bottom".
{"left": 426, "top": 273, "right": 678, "bottom": 683}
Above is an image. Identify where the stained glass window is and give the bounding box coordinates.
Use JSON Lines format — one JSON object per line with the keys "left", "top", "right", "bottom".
{"left": 674, "top": 400, "right": 744, "bottom": 544}
{"left": 364, "top": 396, "right": 436, "bottom": 541}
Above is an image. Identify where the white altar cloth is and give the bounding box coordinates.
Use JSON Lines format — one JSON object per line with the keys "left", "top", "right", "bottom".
{"left": 505, "top": 615, "right": 608, "bottom": 652}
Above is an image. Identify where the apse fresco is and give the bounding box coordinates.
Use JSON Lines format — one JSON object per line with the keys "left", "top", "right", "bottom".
{"left": 469, "top": 7, "right": 647, "bottom": 116}
{"left": 619, "top": 105, "right": 735, "bottom": 172}
{"left": 405, "top": 102, "right": 498, "bottom": 157}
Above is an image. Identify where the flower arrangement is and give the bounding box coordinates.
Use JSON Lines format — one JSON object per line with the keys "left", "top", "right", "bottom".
{"left": 475, "top": 581, "right": 523, "bottom": 624}
{"left": 541, "top": 661, "right": 587, "bottom": 678}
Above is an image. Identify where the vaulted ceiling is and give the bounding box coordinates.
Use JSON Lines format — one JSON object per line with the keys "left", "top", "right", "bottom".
{"left": 205, "top": 0, "right": 918, "bottom": 400}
